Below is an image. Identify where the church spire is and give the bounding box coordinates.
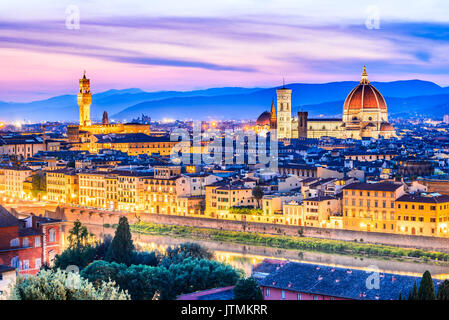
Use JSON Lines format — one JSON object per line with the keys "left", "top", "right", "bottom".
{"left": 270, "top": 99, "right": 277, "bottom": 129}
{"left": 270, "top": 99, "right": 276, "bottom": 117}
{"left": 360, "top": 66, "right": 370, "bottom": 84}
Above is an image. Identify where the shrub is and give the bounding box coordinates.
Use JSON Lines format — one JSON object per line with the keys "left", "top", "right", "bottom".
{"left": 10, "top": 269, "right": 129, "bottom": 300}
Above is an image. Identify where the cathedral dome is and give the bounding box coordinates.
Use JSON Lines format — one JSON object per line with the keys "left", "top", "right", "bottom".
{"left": 343, "top": 67, "right": 387, "bottom": 112}
{"left": 256, "top": 111, "right": 271, "bottom": 126}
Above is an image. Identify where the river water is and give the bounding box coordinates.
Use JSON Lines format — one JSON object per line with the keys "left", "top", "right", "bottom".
{"left": 82, "top": 224, "right": 449, "bottom": 280}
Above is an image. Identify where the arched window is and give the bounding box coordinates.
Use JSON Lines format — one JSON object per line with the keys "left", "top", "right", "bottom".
{"left": 49, "top": 228, "right": 56, "bottom": 242}
{"left": 10, "top": 238, "right": 19, "bottom": 247}
{"left": 11, "top": 256, "right": 19, "bottom": 268}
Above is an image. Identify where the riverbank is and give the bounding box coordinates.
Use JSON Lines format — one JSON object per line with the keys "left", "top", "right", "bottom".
{"left": 104, "top": 221, "right": 449, "bottom": 264}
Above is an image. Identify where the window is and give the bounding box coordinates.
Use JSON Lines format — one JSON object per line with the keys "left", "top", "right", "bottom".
{"left": 11, "top": 257, "right": 19, "bottom": 268}
{"left": 22, "top": 260, "right": 30, "bottom": 270}
{"left": 313, "top": 295, "right": 319, "bottom": 300}
{"left": 35, "top": 237, "right": 41, "bottom": 247}
{"left": 49, "top": 228, "right": 56, "bottom": 242}
{"left": 297, "top": 293, "right": 301, "bottom": 300}
{"left": 35, "top": 258, "right": 42, "bottom": 269}
{"left": 281, "top": 290, "right": 286, "bottom": 299}
{"left": 266, "top": 288, "right": 270, "bottom": 297}
{"left": 10, "top": 238, "right": 19, "bottom": 247}
{"left": 22, "top": 238, "right": 29, "bottom": 248}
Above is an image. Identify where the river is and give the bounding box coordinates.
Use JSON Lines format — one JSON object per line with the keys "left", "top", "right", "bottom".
{"left": 82, "top": 223, "right": 449, "bottom": 280}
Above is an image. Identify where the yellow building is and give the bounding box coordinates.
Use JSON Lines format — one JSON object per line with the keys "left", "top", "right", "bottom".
{"left": 205, "top": 183, "right": 255, "bottom": 219}
{"left": 142, "top": 165, "right": 181, "bottom": 215}
{"left": 283, "top": 196, "right": 341, "bottom": 228}
{"left": 78, "top": 172, "right": 109, "bottom": 209}
{"left": 46, "top": 169, "right": 78, "bottom": 204}
{"left": 86, "top": 134, "right": 178, "bottom": 156}
{"left": 117, "top": 171, "right": 150, "bottom": 212}
{"left": 342, "top": 182, "right": 405, "bottom": 233}
{"left": 302, "top": 195, "right": 341, "bottom": 228}
{"left": 1, "top": 166, "right": 33, "bottom": 199}
{"left": 395, "top": 194, "right": 449, "bottom": 237}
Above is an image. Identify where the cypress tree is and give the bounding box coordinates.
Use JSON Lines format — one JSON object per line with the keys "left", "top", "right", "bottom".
{"left": 418, "top": 271, "right": 436, "bottom": 300}
{"left": 437, "top": 280, "right": 449, "bottom": 300}
{"left": 106, "top": 216, "right": 134, "bottom": 265}
{"left": 408, "top": 280, "right": 419, "bottom": 300}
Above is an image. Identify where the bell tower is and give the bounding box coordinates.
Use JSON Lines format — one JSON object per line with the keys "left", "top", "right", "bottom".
{"left": 77, "top": 71, "right": 92, "bottom": 127}
{"left": 276, "top": 79, "right": 292, "bottom": 139}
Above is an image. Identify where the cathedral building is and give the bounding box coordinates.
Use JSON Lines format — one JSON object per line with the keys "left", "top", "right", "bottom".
{"left": 67, "top": 72, "right": 151, "bottom": 142}
{"left": 255, "top": 67, "right": 397, "bottom": 140}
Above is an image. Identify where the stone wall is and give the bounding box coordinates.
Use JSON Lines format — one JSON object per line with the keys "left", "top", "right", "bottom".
{"left": 46, "top": 206, "right": 449, "bottom": 253}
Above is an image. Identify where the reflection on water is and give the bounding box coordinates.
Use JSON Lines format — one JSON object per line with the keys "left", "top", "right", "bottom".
{"left": 87, "top": 224, "right": 449, "bottom": 279}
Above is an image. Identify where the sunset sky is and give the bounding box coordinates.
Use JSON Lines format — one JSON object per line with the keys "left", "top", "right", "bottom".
{"left": 1, "top": 0, "right": 449, "bottom": 101}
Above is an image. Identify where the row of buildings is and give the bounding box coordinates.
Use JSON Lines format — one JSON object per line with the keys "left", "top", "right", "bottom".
{"left": 1, "top": 158, "right": 449, "bottom": 238}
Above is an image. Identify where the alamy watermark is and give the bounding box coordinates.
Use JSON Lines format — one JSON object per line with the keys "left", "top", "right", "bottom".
{"left": 365, "top": 5, "right": 380, "bottom": 30}
{"left": 65, "top": 265, "right": 81, "bottom": 289}
{"left": 65, "top": 5, "right": 80, "bottom": 30}
{"left": 366, "top": 265, "right": 380, "bottom": 290}
{"left": 170, "top": 122, "right": 278, "bottom": 171}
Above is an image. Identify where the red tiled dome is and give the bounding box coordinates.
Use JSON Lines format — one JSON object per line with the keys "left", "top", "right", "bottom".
{"left": 256, "top": 111, "right": 271, "bottom": 126}
{"left": 343, "top": 67, "right": 387, "bottom": 111}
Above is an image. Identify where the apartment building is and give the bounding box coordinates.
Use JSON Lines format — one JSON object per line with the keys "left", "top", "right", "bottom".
{"left": 395, "top": 193, "right": 449, "bottom": 237}
{"left": 2, "top": 167, "right": 33, "bottom": 198}
{"left": 342, "top": 182, "right": 405, "bottom": 232}
{"left": 205, "top": 181, "right": 255, "bottom": 219}
{"left": 46, "top": 169, "right": 78, "bottom": 204}
{"left": 142, "top": 165, "right": 181, "bottom": 215}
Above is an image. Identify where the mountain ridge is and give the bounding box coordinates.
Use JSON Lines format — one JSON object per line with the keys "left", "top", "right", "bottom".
{"left": 1, "top": 80, "right": 448, "bottom": 122}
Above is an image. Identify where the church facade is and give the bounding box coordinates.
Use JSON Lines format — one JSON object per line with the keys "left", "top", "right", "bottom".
{"left": 255, "top": 67, "right": 397, "bottom": 140}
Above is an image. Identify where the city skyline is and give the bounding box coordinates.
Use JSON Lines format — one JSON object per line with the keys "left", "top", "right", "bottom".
{"left": 2, "top": 0, "right": 449, "bottom": 101}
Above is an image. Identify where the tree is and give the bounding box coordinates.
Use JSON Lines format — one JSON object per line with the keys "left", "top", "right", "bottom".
{"left": 67, "top": 220, "right": 95, "bottom": 249}
{"left": 118, "top": 265, "right": 174, "bottom": 300}
{"left": 106, "top": 216, "right": 134, "bottom": 265}
{"left": 233, "top": 277, "right": 263, "bottom": 300}
{"left": 418, "top": 270, "right": 436, "bottom": 300}
{"left": 168, "top": 257, "right": 242, "bottom": 297}
{"left": 437, "top": 280, "right": 449, "bottom": 300}
{"left": 408, "top": 280, "right": 418, "bottom": 300}
{"left": 9, "top": 269, "right": 129, "bottom": 300}
{"left": 81, "top": 260, "right": 127, "bottom": 288}
{"left": 54, "top": 220, "right": 97, "bottom": 270}
{"left": 252, "top": 186, "right": 264, "bottom": 208}
{"left": 132, "top": 251, "right": 159, "bottom": 267}
{"left": 169, "top": 242, "right": 212, "bottom": 260}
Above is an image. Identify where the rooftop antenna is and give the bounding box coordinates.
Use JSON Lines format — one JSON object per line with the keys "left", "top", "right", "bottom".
{"left": 282, "top": 77, "right": 285, "bottom": 89}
